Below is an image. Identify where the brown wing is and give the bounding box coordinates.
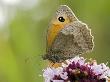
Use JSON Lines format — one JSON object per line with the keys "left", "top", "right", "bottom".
{"left": 44, "top": 21, "right": 94, "bottom": 63}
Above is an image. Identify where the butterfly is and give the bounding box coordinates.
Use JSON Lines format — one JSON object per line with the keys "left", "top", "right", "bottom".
{"left": 43, "top": 5, "right": 94, "bottom": 63}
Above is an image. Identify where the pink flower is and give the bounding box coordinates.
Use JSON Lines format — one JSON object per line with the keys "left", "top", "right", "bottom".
{"left": 43, "top": 56, "right": 110, "bottom": 82}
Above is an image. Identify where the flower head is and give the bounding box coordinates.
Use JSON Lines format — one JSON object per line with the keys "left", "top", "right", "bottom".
{"left": 43, "top": 56, "right": 110, "bottom": 82}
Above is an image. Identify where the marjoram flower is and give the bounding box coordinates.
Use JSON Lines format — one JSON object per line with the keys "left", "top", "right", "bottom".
{"left": 43, "top": 56, "right": 110, "bottom": 82}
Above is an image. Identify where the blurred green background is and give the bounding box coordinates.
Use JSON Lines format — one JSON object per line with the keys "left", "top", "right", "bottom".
{"left": 0, "top": 0, "right": 110, "bottom": 82}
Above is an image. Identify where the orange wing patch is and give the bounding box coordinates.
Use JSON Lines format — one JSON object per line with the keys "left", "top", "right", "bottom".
{"left": 47, "top": 17, "right": 70, "bottom": 48}
{"left": 47, "top": 24, "right": 64, "bottom": 47}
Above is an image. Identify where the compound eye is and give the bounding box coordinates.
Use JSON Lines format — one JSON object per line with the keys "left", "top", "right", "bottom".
{"left": 58, "top": 16, "right": 65, "bottom": 22}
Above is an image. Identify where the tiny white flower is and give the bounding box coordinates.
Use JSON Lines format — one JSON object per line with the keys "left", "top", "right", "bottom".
{"left": 106, "top": 69, "right": 110, "bottom": 77}
{"left": 52, "top": 80, "right": 64, "bottom": 82}
{"left": 70, "top": 56, "right": 80, "bottom": 64}
{"left": 62, "top": 63, "right": 68, "bottom": 67}
{"left": 55, "top": 67, "right": 63, "bottom": 75}
{"left": 43, "top": 68, "right": 55, "bottom": 82}
{"left": 77, "top": 57, "right": 85, "bottom": 65}
{"left": 60, "top": 72, "right": 68, "bottom": 80}
{"left": 65, "top": 60, "right": 71, "bottom": 65}
{"left": 91, "top": 64, "right": 103, "bottom": 75}
{"left": 99, "top": 74, "right": 107, "bottom": 79}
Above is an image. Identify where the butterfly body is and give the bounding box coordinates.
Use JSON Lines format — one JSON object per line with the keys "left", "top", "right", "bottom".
{"left": 43, "top": 5, "right": 94, "bottom": 63}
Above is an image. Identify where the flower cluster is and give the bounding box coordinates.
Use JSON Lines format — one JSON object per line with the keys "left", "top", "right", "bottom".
{"left": 43, "top": 56, "right": 110, "bottom": 82}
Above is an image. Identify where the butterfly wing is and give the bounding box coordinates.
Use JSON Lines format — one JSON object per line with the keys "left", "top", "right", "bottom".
{"left": 45, "top": 21, "right": 94, "bottom": 63}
